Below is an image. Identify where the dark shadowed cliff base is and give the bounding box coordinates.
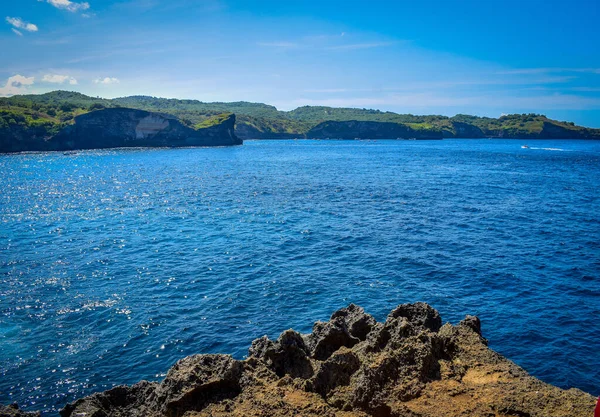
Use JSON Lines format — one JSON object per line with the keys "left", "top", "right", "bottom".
{"left": 0, "top": 108, "right": 241, "bottom": 153}
{"left": 2, "top": 303, "right": 595, "bottom": 417}
{"left": 305, "top": 120, "right": 444, "bottom": 140}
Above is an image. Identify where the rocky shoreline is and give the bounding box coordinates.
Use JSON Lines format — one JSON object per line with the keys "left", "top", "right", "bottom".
{"left": 1, "top": 303, "right": 595, "bottom": 417}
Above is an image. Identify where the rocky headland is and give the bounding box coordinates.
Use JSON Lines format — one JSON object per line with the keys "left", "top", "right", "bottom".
{"left": 0, "top": 108, "right": 240, "bottom": 153}
{"left": 3, "top": 92, "right": 600, "bottom": 146}
{"left": 2, "top": 303, "right": 595, "bottom": 417}
{"left": 305, "top": 121, "right": 443, "bottom": 140}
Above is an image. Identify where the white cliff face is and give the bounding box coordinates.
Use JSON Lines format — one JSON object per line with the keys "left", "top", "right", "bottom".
{"left": 135, "top": 115, "right": 170, "bottom": 139}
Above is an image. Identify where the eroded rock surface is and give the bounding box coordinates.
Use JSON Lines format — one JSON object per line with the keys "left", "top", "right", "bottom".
{"left": 0, "top": 403, "right": 41, "bottom": 417}
{"left": 50, "top": 108, "right": 241, "bottom": 150}
{"left": 1, "top": 108, "right": 241, "bottom": 153}
{"left": 13, "top": 303, "right": 595, "bottom": 417}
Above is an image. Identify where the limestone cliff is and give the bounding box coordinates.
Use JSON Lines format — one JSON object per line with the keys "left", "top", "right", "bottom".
{"left": 3, "top": 303, "right": 593, "bottom": 417}
{"left": 49, "top": 109, "right": 240, "bottom": 150}
{"left": 0, "top": 109, "right": 241, "bottom": 153}
{"left": 306, "top": 121, "right": 443, "bottom": 140}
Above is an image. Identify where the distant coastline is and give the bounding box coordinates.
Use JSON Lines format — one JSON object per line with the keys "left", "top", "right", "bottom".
{"left": 1, "top": 91, "right": 599, "bottom": 153}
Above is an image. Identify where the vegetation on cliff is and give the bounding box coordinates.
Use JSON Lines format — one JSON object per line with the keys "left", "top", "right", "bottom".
{"left": 0, "top": 93, "right": 240, "bottom": 152}
{"left": 1, "top": 91, "right": 599, "bottom": 144}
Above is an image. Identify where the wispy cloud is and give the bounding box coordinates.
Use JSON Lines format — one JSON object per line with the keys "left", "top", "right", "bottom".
{"left": 256, "top": 29, "right": 398, "bottom": 53}
{"left": 39, "top": 0, "right": 90, "bottom": 13}
{"left": 498, "top": 67, "right": 600, "bottom": 75}
{"left": 401, "top": 76, "right": 577, "bottom": 89}
{"left": 6, "top": 17, "right": 38, "bottom": 32}
{"left": 257, "top": 41, "right": 299, "bottom": 48}
{"left": 0, "top": 75, "right": 35, "bottom": 97}
{"left": 42, "top": 74, "right": 78, "bottom": 85}
{"left": 302, "top": 75, "right": 578, "bottom": 97}
{"left": 11, "top": 28, "right": 23, "bottom": 36}
{"left": 304, "top": 88, "right": 350, "bottom": 93}
{"left": 32, "top": 37, "right": 72, "bottom": 46}
{"left": 257, "top": 38, "right": 396, "bottom": 52}
{"left": 326, "top": 41, "right": 396, "bottom": 51}
{"left": 94, "top": 77, "right": 120, "bottom": 85}
{"left": 570, "top": 87, "right": 600, "bottom": 92}
{"left": 303, "top": 32, "right": 349, "bottom": 42}
{"left": 282, "top": 91, "right": 600, "bottom": 112}
{"left": 112, "top": 0, "right": 225, "bottom": 13}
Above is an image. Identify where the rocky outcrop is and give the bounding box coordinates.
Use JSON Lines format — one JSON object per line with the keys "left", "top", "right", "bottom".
{"left": 306, "top": 121, "right": 443, "bottom": 139}
{"left": 9, "top": 303, "right": 596, "bottom": 417}
{"left": 1, "top": 109, "right": 241, "bottom": 153}
{"left": 234, "top": 121, "right": 302, "bottom": 140}
{"left": 0, "top": 403, "right": 40, "bottom": 417}
{"left": 49, "top": 109, "right": 241, "bottom": 150}
{"left": 442, "top": 121, "right": 485, "bottom": 138}
{"left": 538, "top": 121, "right": 600, "bottom": 139}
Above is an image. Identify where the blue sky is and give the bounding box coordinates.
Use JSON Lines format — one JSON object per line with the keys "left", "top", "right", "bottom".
{"left": 2, "top": 0, "right": 600, "bottom": 127}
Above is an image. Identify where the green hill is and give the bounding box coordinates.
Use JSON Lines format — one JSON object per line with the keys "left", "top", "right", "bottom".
{"left": 1, "top": 90, "right": 599, "bottom": 143}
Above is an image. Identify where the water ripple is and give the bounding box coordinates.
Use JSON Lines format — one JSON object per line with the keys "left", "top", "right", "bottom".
{"left": 0, "top": 139, "right": 599, "bottom": 415}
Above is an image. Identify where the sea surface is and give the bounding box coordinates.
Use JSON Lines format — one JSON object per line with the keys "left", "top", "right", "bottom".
{"left": 1, "top": 139, "right": 599, "bottom": 415}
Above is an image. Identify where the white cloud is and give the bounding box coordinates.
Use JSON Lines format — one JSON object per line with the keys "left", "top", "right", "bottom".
{"left": 42, "top": 74, "right": 78, "bottom": 85}
{"left": 40, "top": 0, "right": 90, "bottom": 13}
{"left": 6, "top": 17, "right": 38, "bottom": 32}
{"left": 11, "top": 28, "right": 23, "bottom": 36}
{"left": 0, "top": 75, "right": 35, "bottom": 97}
{"left": 94, "top": 77, "right": 120, "bottom": 85}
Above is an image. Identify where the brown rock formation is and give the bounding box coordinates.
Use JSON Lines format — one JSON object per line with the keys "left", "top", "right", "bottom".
{"left": 6, "top": 303, "right": 594, "bottom": 417}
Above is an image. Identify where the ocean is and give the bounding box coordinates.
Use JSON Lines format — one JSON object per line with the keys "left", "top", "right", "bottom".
{"left": 1, "top": 139, "right": 599, "bottom": 415}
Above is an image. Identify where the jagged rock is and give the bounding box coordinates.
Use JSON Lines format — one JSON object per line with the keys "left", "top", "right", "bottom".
{"left": 459, "top": 315, "right": 482, "bottom": 335}
{"left": 330, "top": 304, "right": 377, "bottom": 340}
{"left": 0, "top": 404, "right": 40, "bottom": 417}
{"left": 153, "top": 354, "right": 243, "bottom": 417}
{"left": 387, "top": 302, "right": 442, "bottom": 332}
{"left": 60, "top": 355, "right": 242, "bottom": 417}
{"left": 248, "top": 330, "right": 313, "bottom": 379}
{"left": 14, "top": 302, "right": 592, "bottom": 417}
{"left": 305, "top": 316, "right": 360, "bottom": 360}
{"left": 309, "top": 347, "right": 361, "bottom": 398}
{"left": 60, "top": 381, "right": 157, "bottom": 417}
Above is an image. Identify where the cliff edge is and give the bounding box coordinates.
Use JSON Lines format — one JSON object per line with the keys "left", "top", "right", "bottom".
{"left": 1, "top": 303, "right": 595, "bottom": 417}
{"left": 0, "top": 108, "right": 241, "bottom": 153}
{"left": 306, "top": 121, "right": 443, "bottom": 140}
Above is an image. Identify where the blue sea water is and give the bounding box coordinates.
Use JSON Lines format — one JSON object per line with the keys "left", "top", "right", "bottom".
{"left": 0, "top": 139, "right": 599, "bottom": 415}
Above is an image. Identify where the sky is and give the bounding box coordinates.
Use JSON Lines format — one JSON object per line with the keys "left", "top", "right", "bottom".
{"left": 1, "top": 0, "right": 600, "bottom": 127}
